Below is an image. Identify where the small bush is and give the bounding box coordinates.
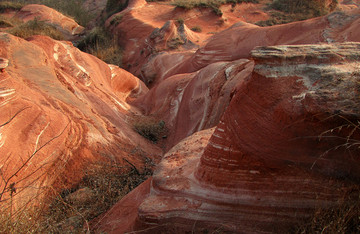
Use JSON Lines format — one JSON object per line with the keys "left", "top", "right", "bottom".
{"left": 7, "top": 18, "right": 64, "bottom": 40}
{"left": 191, "top": 25, "right": 202, "bottom": 32}
{"left": 167, "top": 37, "right": 185, "bottom": 49}
{"left": 109, "top": 13, "right": 124, "bottom": 26}
{"left": 176, "top": 17, "right": 184, "bottom": 25}
{"left": 133, "top": 116, "right": 167, "bottom": 143}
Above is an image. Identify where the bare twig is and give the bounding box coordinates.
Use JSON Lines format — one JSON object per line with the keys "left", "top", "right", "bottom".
{"left": 0, "top": 122, "right": 69, "bottom": 201}
{"left": 0, "top": 107, "right": 30, "bottom": 128}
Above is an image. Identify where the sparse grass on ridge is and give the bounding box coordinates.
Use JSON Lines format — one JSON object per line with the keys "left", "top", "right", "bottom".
{"left": 173, "top": 0, "right": 259, "bottom": 16}
{"left": 7, "top": 18, "right": 64, "bottom": 40}
{"left": 0, "top": 1, "right": 24, "bottom": 12}
{"left": 3, "top": 0, "right": 94, "bottom": 26}
{"left": 256, "top": 0, "right": 338, "bottom": 26}
{"left": 77, "top": 27, "right": 123, "bottom": 67}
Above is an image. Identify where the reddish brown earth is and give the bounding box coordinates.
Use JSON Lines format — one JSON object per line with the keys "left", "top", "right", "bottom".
{"left": 106, "top": 0, "right": 269, "bottom": 79}
{"left": 94, "top": 1, "right": 360, "bottom": 231}
{"left": 125, "top": 5, "right": 360, "bottom": 151}
{"left": 133, "top": 58, "right": 254, "bottom": 150}
{"left": 108, "top": 42, "right": 360, "bottom": 233}
{"left": 1, "top": 0, "right": 360, "bottom": 232}
{"left": 0, "top": 33, "right": 161, "bottom": 210}
{"left": 107, "top": 0, "right": 360, "bottom": 86}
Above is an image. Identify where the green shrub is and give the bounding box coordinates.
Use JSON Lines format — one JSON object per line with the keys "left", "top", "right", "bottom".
{"left": 7, "top": 18, "right": 64, "bottom": 40}
{"left": 109, "top": 13, "right": 124, "bottom": 26}
{"left": 191, "top": 25, "right": 202, "bottom": 32}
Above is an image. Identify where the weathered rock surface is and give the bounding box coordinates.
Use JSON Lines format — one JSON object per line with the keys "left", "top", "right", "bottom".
{"left": 157, "top": 9, "right": 360, "bottom": 81}
{"left": 133, "top": 58, "right": 254, "bottom": 150}
{"left": 0, "top": 33, "right": 161, "bottom": 209}
{"left": 98, "top": 43, "right": 360, "bottom": 233}
{"left": 107, "top": 0, "right": 268, "bottom": 79}
{"left": 15, "top": 4, "right": 85, "bottom": 40}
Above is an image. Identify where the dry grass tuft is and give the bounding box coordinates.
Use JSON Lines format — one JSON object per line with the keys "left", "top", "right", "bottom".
{"left": 173, "top": 0, "right": 258, "bottom": 16}
{"left": 7, "top": 18, "right": 64, "bottom": 40}
{"left": 256, "top": 0, "right": 338, "bottom": 26}
{"left": 77, "top": 27, "right": 123, "bottom": 67}
{"left": 133, "top": 116, "right": 167, "bottom": 144}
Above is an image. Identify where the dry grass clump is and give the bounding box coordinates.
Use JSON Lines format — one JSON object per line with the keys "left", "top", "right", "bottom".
{"left": 294, "top": 185, "right": 360, "bottom": 233}
{"left": 7, "top": 18, "right": 64, "bottom": 40}
{"left": 0, "top": 159, "right": 154, "bottom": 233}
{"left": 133, "top": 116, "right": 167, "bottom": 144}
{"left": 173, "top": 0, "right": 259, "bottom": 16}
{"left": 41, "top": 160, "right": 153, "bottom": 233}
{"left": 256, "top": 0, "right": 338, "bottom": 26}
{"left": 0, "top": 1, "right": 24, "bottom": 12}
{"left": 191, "top": 25, "right": 202, "bottom": 32}
{"left": 77, "top": 26, "right": 123, "bottom": 67}
{"left": 5, "top": 0, "right": 94, "bottom": 26}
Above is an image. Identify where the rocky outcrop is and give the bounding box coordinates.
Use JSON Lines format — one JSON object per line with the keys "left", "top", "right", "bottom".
{"left": 106, "top": 0, "right": 268, "bottom": 80}
{"left": 15, "top": 4, "right": 85, "bottom": 40}
{"left": 133, "top": 58, "right": 253, "bottom": 150}
{"left": 155, "top": 9, "right": 360, "bottom": 81}
{"left": 0, "top": 33, "right": 161, "bottom": 210}
{"left": 98, "top": 42, "right": 360, "bottom": 233}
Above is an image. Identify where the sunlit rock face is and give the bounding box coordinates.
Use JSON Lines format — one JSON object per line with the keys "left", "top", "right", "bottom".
{"left": 0, "top": 33, "right": 161, "bottom": 209}
{"left": 133, "top": 43, "right": 360, "bottom": 233}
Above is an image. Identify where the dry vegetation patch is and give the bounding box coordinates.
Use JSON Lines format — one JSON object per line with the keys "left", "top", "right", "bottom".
{"left": 173, "top": 0, "right": 259, "bottom": 16}
{"left": 7, "top": 18, "right": 64, "bottom": 40}
{"left": 256, "top": 0, "right": 338, "bottom": 26}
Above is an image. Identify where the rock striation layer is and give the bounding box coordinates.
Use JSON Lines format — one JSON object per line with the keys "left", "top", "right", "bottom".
{"left": 133, "top": 59, "right": 253, "bottom": 150}
{"left": 0, "top": 33, "right": 161, "bottom": 210}
{"left": 115, "top": 43, "right": 360, "bottom": 233}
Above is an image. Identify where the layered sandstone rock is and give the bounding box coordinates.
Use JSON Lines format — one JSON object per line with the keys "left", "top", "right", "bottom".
{"left": 158, "top": 9, "right": 360, "bottom": 80}
{"left": 98, "top": 43, "right": 360, "bottom": 233}
{"left": 106, "top": 0, "right": 268, "bottom": 79}
{"left": 133, "top": 58, "right": 254, "bottom": 149}
{"left": 0, "top": 33, "right": 161, "bottom": 210}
